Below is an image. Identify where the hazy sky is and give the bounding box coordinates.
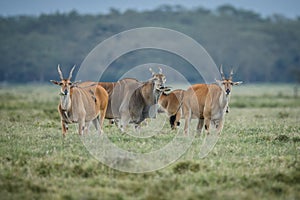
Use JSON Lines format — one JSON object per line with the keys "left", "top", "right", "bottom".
{"left": 0, "top": 0, "right": 299, "bottom": 18}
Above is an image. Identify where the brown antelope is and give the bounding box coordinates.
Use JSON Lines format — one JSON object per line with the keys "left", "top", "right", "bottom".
{"left": 51, "top": 65, "right": 108, "bottom": 136}
{"left": 158, "top": 89, "right": 185, "bottom": 129}
{"left": 183, "top": 66, "right": 242, "bottom": 135}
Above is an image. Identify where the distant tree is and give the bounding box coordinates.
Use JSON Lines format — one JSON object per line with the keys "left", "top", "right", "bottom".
{"left": 217, "top": 4, "right": 237, "bottom": 16}
{"left": 157, "top": 5, "right": 174, "bottom": 12}
{"left": 109, "top": 8, "right": 121, "bottom": 16}
{"left": 195, "top": 7, "right": 211, "bottom": 15}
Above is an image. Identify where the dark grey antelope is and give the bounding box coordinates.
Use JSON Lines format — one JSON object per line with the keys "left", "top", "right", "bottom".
{"left": 102, "top": 67, "right": 168, "bottom": 132}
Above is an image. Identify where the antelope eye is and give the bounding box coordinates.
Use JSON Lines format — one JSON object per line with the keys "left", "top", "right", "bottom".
{"left": 230, "top": 83, "right": 234, "bottom": 85}
{"left": 59, "top": 82, "right": 63, "bottom": 86}
{"left": 68, "top": 83, "right": 72, "bottom": 85}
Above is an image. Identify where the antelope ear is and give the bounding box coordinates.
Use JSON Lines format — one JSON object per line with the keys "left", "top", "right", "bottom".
{"left": 50, "top": 80, "right": 59, "bottom": 85}
{"left": 233, "top": 81, "right": 243, "bottom": 85}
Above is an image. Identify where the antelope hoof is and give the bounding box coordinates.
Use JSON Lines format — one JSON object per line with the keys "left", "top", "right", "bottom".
{"left": 205, "top": 125, "right": 208, "bottom": 130}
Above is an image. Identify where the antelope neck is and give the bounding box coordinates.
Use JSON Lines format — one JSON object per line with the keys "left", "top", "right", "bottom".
{"left": 60, "top": 93, "right": 71, "bottom": 111}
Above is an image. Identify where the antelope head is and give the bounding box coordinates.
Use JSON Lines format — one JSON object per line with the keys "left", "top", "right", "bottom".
{"left": 149, "top": 66, "right": 167, "bottom": 91}
{"left": 216, "top": 65, "right": 242, "bottom": 96}
{"left": 50, "top": 64, "right": 79, "bottom": 110}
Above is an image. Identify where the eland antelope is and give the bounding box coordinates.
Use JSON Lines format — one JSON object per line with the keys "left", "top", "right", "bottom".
{"left": 182, "top": 66, "right": 242, "bottom": 135}
{"left": 105, "top": 67, "right": 167, "bottom": 132}
{"left": 51, "top": 65, "right": 108, "bottom": 136}
{"left": 158, "top": 89, "right": 185, "bottom": 130}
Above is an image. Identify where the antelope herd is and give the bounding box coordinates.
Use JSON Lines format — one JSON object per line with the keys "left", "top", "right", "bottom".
{"left": 51, "top": 65, "right": 242, "bottom": 137}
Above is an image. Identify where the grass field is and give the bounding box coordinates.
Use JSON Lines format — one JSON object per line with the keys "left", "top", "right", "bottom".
{"left": 0, "top": 84, "right": 299, "bottom": 200}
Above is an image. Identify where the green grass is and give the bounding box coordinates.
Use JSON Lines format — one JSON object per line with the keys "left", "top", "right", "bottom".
{"left": 0, "top": 84, "right": 299, "bottom": 200}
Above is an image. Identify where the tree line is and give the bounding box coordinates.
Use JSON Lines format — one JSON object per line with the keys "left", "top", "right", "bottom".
{"left": 0, "top": 4, "right": 300, "bottom": 83}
